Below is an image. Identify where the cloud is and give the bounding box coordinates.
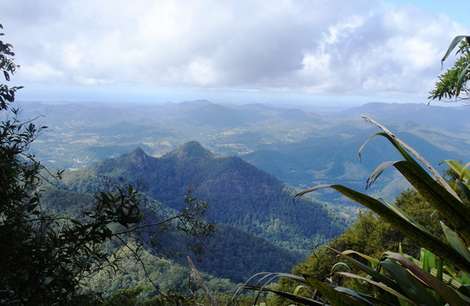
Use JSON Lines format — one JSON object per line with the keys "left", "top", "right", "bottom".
{"left": 1, "top": 0, "right": 467, "bottom": 97}
{"left": 295, "top": 7, "right": 466, "bottom": 95}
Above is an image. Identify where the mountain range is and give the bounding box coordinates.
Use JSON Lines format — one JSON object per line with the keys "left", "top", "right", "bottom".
{"left": 31, "top": 99, "right": 470, "bottom": 289}
{"left": 26, "top": 99, "right": 470, "bottom": 208}
{"left": 52, "top": 141, "right": 342, "bottom": 282}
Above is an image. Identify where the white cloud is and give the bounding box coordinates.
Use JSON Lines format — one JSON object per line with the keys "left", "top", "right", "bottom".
{"left": 1, "top": 0, "right": 468, "bottom": 97}
{"left": 294, "top": 7, "right": 466, "bottom": 95}
{"left": 20, "top": 62, "right": 64, "bottom": 81}
{"left": 187, "top": 58, "right": 218, "bottom": 86}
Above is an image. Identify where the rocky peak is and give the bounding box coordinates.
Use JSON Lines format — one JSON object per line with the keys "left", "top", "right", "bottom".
{"left": 169, "top": 141, "right": 214, "bottom": 160}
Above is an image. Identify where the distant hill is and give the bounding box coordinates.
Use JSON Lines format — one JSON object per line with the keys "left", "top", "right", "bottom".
{"left": 243, "top": 126, "right": 465, "bottom": 202}
{"left": 22, "top": 100, "right": 324, "bottom": 167}
{"left": 338, "top": 102, "right": 470, "bottom": 131}
{"left": 60, "top": 142, "right": 343, "bottom": 281}
{"left": 25, "top": 99, "right": 470, "bottom": 202}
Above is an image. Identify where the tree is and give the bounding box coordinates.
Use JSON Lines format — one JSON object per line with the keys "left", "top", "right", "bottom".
{"left": 0, "top": 24, "right": 213, "bottom": 305}
{"left": 430, "top": 36, "right": 470, "bottom": 101}
{"left": 0, "top": 23, "right": 145, "bottom": 304}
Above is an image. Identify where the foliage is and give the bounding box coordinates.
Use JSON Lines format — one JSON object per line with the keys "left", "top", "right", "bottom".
{"left": 0, "top": 24, "right": 22, "bottom": 109}
{"left": 99, "top": 286, "right": 258, "bottom": 306}
{"left": 238, "top": 118, "right": 470, "bottom": 305}
{"left": 0, "top": 24, "right": 215, "bottom": 305}
{"left": 430, "top": 35, "right": 470, "bottom": 101}
{"left": 269, "top": 190, "right": 442, "bottom": 305}
{"left": 269, "top": 190, "right": 439, "bottom": 305}
{"left": 0, "top": 24, "right": 145, "bottom": 305}
{"left": 100, "top": 286, "right": 198, "bottom": 306}
{"left": 308, "top": 190, "right": 436, "bottom": 270}
{"left": 92, "top": 246, "right": 233, "bottom": 294}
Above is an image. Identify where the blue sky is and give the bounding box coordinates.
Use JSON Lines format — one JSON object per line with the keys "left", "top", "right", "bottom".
{"left": 389, "top": 1, "right": 470, "bottom": 26}
{"left": 1, "top": 0, "right": 468, "bottom": 105}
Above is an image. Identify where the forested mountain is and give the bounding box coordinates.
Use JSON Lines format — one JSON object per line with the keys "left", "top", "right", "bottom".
{"left": 54, "top": 142, "right": 343, "bottom": 282}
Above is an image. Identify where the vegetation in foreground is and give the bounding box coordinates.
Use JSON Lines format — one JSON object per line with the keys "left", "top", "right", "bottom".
{"left": 0, "top": 24, "right": 214, "bottom": 305}
{"left": 236, "top": 36, "right": 470, "bottom": 305}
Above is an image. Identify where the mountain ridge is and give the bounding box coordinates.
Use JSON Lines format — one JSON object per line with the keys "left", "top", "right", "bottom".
{"left": 66, "top": 141, "right": 342, "bottom": 250}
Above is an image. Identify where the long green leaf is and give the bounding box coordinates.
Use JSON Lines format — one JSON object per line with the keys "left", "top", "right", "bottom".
{"left": 330, "top": 248, "right": 399, "bottom": 291}
{"left": 421, "top": 248, "right": 438, "bottom": 274}
{"left": 380, "top": 258, "right": 441, "bottom": 306}
{"left": 444, "top": 160, "right": 470, "bottom": 181}
{"left": 336, "top": 272, "right": 417, "bottom": 305}
{"left": 333, "top": 287, "right": 375, "bottom": 305}
{"left": 359, "top": 128, "right": 470, "bottom": 239}
{"left": 366, "top": 160, "right": 402, "bottom": 189}
{"left": 293, "top": 285, "right": 312, "bottom": 296}
{"left": 457, "top": 62, "right": 470, "bottom": 89}
{"left": 340, "top": 250, "right": 380, "bottom": 267}
{"left": 441, "top": 222, "right": 470, "bottom": 263}
{"left": 455, "top": 180, "right": 470, "bottom": 204}
{"left": 341, "top": 255, "right": 400, "bottom": 292}
{"left": 335, "top": 287, "right": 399, "bottom": 306}
{"left": 242, "top": 285, "right": 323, "bottom": 305}
{"left": 296, "top": 184, "right": 470, "bottom": 272}
{"left": 304, "top": 277, "right": 370, "bottom": 306}
{"left": 231, "top": 272, "right": 305, "bottom": 301}
{"left": 442, "top": 36, "right": 469, "bottom": 64}
{"left": 387, "top": 252, "right": 470, "bottom": 306}
{"left": 394, "top": 160, "right": 470, "bottom": 242}
{"left": 361, "top": 117, "right": 460, "bottom": 201}
{"left": 331, "top": 262, "right": 351, "bottom": 273}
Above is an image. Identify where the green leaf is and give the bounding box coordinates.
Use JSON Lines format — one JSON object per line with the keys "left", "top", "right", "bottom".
{"left": 420, "top": 248, "right": 438, "bottom": 274}
{"left": 340, "top": 250, "right": 380, "bottom": 267}
{"left": 336, "top": 250, "right": 400, "bottom": 292}
{"left": 335, "top": 272, "right": 417, "bottom": 305}
{"left": 296, "top": 184, "right": 470, "bottom": 272}
{"left": 441, "top": 222, "right": 470, "bottom": 263}
{"left": 380, "top": 258, "right": 441, "bottom": 306}
{"left": 304, "top": 277, "right": 370, "bottom": 306}
{"left": 444, "top": 160, "right": 470, "bottom": 181}
{"left": 361, "top": 117, "right": 460, "bottom": 201}
{"left": 442, "top": 36, "right": 469, "bottom": 64}
{"left": 455, "top": 180, "right": 470, "bottom": 203}
{"left": 293, "top": 285, "right": 311, "bottom": 296}
{"left": 387, "top": 252, "right": 470, "bottom": 306}
{"left": 393, "top": 160, "right": 470, "bottom": 242}
{"left": 457, "top": 61, "right": 470, "bottom": 89}
{"left": 331, "top": 262, "right": 351, "bottom": 273}
{"left": 242, "top": 285, "right": 323, "bottom": 305}
{"left": 366, "top": 160, "right": 402, "bottom": 189}
{"left": 334, "top": 287, "right": 375, "bottom": 305}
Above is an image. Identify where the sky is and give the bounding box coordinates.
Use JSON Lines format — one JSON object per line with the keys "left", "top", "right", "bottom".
{"left": 1, "top": 0, "right": 469, "bottom": 105}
